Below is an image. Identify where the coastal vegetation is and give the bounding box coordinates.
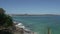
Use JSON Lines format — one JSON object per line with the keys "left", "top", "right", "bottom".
{"left": 0, "top": 8, "right": 13, "bottom": 34}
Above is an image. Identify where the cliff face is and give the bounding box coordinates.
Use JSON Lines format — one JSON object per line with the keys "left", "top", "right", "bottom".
{"left": 0, "top": 23, "right": 23, "bottom": 34}
{"left": 0, "top": 22, "right": 33, "bottom": 34}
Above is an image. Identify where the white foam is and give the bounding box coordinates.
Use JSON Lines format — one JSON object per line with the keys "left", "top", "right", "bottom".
{"left": 17, "top": 23, "right": 23, "bottom": 26}
{"left": 15, "top": 23, "right": 25, "bottom": 29}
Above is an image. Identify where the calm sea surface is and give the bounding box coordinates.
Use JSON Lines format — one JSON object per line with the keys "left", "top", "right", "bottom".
{"left": 12, "top": 16, "right": 60, "bottom": 34}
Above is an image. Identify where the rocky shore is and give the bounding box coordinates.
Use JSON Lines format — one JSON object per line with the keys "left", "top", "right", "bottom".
{"left": 13, "top": 21, "right": 35, "bottom": 34}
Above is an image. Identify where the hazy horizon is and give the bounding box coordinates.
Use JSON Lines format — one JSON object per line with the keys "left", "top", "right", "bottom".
{"left": 0, "top": 0, "right": 60, "bottom": 14}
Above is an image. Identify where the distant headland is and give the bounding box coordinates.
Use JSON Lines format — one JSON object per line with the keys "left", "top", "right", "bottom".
{"left": 10, "top": 14, "right": 60, "bottom": 16}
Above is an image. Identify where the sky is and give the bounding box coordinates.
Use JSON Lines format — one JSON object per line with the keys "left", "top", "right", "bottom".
{"left": 0, "top": 0, "right": 60, "bottom": 14}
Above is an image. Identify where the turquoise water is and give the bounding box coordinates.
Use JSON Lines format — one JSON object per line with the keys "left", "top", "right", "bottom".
{"left": 12, "top": 16, "right": 60, "bottom": 34}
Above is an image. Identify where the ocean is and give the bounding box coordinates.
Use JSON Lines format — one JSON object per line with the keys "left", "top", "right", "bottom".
{"left": 12, "top": 16, "right": 60, "bottom": 34}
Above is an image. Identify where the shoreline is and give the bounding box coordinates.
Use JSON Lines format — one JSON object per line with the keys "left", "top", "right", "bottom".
{"left": 13, "top": 21, "right": 36, "bottom": 34}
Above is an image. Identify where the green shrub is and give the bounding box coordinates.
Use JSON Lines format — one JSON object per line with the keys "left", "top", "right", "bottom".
{"left": 0, "top": 8, "right": 13, "bottom": 34}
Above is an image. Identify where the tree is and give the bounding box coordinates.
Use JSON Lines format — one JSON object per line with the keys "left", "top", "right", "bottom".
{"left": 0, "top": 8, "right": 13, "bottom": 34}
{"left": 0, "top": 8, "right": 13, "bottom": 27}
